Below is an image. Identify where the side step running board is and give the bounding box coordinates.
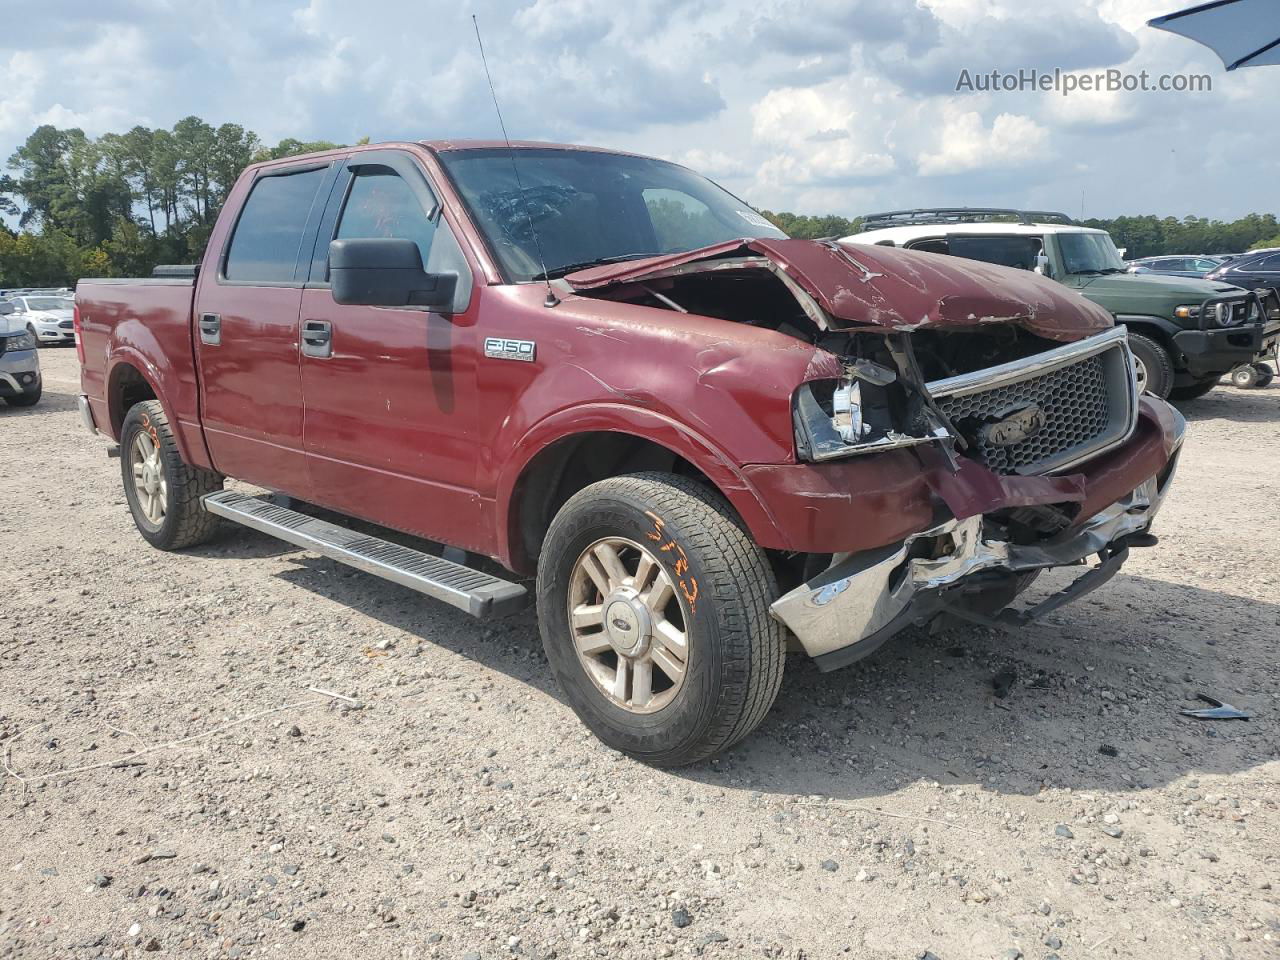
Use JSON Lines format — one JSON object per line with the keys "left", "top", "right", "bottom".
{"left": 202, "top": 490, "right": 528, "bottom": 618}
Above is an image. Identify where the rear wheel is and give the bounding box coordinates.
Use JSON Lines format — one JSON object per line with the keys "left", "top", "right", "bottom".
{"left": 1127, "top": 332, "right": 1174, "bottom": 399}
{"left": 120, "top": 401, "right": 223, "bottom": 550}
{"left": 1168, "top": 377, "right": 1220, "bottom": 401}
{"left": 536, "top": 473, "right": 786, "bottom": 767}
{"left": 1252, "top": 363, "right": 1274, "bottom": 388}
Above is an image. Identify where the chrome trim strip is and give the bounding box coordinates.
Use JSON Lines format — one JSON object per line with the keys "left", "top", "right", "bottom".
{"left": 925, "top": 325, "right": 1128, "bottom": 398}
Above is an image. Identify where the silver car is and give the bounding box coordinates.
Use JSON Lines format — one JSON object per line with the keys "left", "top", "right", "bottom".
{"left": 0, "top": 301, "right": 42, "bottom": 406}
{"left": 8, "top": 294, "right": 76, "bottom": 346}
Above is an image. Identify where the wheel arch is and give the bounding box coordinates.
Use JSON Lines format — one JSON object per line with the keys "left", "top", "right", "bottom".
{"left": 1115, "top": 315, "right": 1182, "bottom": 352}
{"left": 103, "top": 355, "right": 204, "bottom": 468}
{"left": 497, "top": 408, "right": 777, "bottom": 575}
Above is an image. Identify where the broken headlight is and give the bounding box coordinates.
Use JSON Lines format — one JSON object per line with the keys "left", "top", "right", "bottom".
{"left": 793, "top": 365, "right": 950, "bottom": 463}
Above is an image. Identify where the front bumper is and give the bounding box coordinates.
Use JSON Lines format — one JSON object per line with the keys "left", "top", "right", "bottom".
{"left": 1173, "top": 317, "right": 1280, "bottom": 378}
{"left": 31, "top": 322, "right": 75, "bottom": 344}
{"left": 771, "top": 410, "right": 1186, "bottom": 671}
{"left": 0, "top": 349, "right": 41, "bottom": 396}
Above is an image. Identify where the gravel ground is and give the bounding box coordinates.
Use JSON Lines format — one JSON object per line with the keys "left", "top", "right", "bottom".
{"left": 2, "top": 348, "right": 1277, "bottom": 960}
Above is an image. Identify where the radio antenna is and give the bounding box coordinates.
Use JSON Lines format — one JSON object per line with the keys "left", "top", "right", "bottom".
{"left": 472, "top": 15, "right": 559, "bottom": 307}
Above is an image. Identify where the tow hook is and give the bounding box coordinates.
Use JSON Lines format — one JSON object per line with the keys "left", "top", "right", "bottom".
{"left": 106, "top": 444, "right": 121, "bottom": 459}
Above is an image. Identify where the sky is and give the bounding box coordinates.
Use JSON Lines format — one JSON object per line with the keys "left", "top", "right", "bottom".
{"left": 1, "top": 0, "right": 1276, "bottom": 220}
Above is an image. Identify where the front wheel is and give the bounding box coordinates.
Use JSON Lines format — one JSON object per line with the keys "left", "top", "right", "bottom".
{"left": 1168, "top": 377, "right": 1220, "bottom": 401}
{"left": 120, "top": 401, "right": 223, "bottom": 550}
{"left": 1126, "top": 332, "right": 1174, "bottom": 399}
{"left": 536, "top": 473, "right": 786, "bottom": 767}
{"left": 1252, "top": 363, "right": 1275, "bottom": 389}
{"left": 5, "top": 384, "right": 41, "bottom": 407}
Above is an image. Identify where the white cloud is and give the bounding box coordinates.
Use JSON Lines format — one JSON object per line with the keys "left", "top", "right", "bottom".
{"left": 917, "top": 109, "right": 1048, "bottom": 176}
{"left": 0, "top": 0, "right": 1275, "bottom": 221}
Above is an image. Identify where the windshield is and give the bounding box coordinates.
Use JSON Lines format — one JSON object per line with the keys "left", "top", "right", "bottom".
{"left": 437, "top": 148, "right": 787, "bottom": 282}
{"left": 1058, "top": 232, "right": 1126, "bottom": 275}
{"left": 25, "top": 297, "right": 70, "bottom": 310}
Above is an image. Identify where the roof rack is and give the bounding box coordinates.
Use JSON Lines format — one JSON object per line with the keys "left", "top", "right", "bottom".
{"left": 860, "top": 208, "right": 1076, "bottom": 229}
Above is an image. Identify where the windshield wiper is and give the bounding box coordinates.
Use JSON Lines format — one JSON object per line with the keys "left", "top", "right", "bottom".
{"left": 530, "top": 253, "right": 659, "bottom": 281}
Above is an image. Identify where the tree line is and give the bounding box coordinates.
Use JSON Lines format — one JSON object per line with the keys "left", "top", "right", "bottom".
{"left": 760, "top": 210, "right": 1280, "bottom": 258}
{"left": 2, "top": 117, "right": 1277, "bottom": 286}
{"left": 0, "top": 118, "right": 354, "bottom": 286}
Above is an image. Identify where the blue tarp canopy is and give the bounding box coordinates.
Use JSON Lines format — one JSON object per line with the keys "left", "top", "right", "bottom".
{"left": 1149, "top": 0, "right": 1280, "bottom": 70}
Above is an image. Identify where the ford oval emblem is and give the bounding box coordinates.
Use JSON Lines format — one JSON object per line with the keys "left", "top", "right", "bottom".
{"left": 611, "top": 617, "right": 632, "bottom": 632}
{"left": 981, "top": 404, "right": 1047, "bottom": 447}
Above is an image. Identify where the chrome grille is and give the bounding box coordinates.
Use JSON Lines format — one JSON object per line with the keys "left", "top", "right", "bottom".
{"left": 928, "top": 329, "right": 1137, "bottom": 477}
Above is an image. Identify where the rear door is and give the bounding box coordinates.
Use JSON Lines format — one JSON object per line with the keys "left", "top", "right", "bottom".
{"left": 296, "top": 150, "right": 485, "bottom": 552}
{"left": 194, "top": 161, "right": 337, "bottom": 495}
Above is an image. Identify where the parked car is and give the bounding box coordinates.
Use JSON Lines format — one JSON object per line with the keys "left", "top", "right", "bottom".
{"left": 1206, "top": 248, "right": 1280, "bottom": 295}
{"left": 76, "top": 142, "right": 1185, "bottom": 766}
{"left": 1127, "top": 255, "right": 1225, "bottom": 278}
{"left": 844, "top": 209, "right": 1279, "bottom": 401}
{"left": 8, "top": 294, "right": 76, "bottom": 346}
{"left": 0, "top": 300, "right": 42, "bottom": 406}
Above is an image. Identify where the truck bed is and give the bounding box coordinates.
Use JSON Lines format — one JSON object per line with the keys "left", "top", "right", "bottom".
{"left": 76, "top": 277, "right": 207, "bottom": 465}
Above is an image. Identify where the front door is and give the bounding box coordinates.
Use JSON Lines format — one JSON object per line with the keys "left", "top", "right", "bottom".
{"left": 298, "top": 151, "right": 485, "bottom": 552}
{"left": 194, "top": 162, "right": 335, "bottom": 495}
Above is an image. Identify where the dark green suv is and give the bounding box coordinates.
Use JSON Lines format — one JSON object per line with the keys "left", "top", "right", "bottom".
{"left": 844, "top": 209, "right": 1279, "bottom": 399}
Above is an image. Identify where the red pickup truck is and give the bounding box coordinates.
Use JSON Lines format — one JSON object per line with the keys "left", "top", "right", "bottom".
{"left": 77, "top": 140, "right": 1186, "bottom": 766}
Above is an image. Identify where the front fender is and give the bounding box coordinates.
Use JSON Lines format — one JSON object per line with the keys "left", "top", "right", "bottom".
{"left": 493, "top": 403, "right": 780, "bottom": 568}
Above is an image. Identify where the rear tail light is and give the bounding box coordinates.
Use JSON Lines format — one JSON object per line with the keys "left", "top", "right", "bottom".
{"left": 73, "top": 302, "right": 86, "bottom": 365}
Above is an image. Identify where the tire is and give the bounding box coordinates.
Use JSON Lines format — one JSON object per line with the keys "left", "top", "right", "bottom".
{"left": 536, "top": 473, "right": 786, "bottom": 767}
{"left": 120, "top": 400, "right": 223, "bottom": 550}
{"left": 1126, "top": 332, "right": 1174, "bottom": 399}
{"left": 1252, "top": 363, "right": 1274, "bottom": 388}
{"left": 1230, "top": 365, "right": 1259, "bottom": 389}
{"left": 1168, "top": 377, "right": 1220, "bottom": 401}
{"left": 4, "top": 384, "right": 41, "bottom": 407}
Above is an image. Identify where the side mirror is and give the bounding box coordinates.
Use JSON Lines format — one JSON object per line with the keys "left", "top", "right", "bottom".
{"left": 329, "top": 238, "right": 457, "bottom": 310}
{"left": 1034, "top": 254, "right": 1051, "bottom": 277}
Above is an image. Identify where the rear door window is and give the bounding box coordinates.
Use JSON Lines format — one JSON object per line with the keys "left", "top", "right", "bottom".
{"left": 945, "top": 235, "right": 1042, "bottom": 270}
{"left": 224, "top": 167, "right": 328, "bottom": 282}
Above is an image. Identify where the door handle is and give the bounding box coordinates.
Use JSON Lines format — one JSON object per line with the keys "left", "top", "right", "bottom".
{"left": 199, "top": 313, "right": 221, "bottom": 346}
{"left": 302, "top": 319, "right": 332, "bottom": 358}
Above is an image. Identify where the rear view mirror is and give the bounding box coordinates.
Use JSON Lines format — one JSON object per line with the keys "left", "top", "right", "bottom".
{"left": 329, "top": 238, "right": 457, "bottom": 310}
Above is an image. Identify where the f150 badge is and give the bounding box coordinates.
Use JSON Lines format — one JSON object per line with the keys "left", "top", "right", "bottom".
{"left": 981, "top": 404, "right": 1047, "bottom": 447}
{"left": 484, "top": 337, "right": 536, "bottom": 362}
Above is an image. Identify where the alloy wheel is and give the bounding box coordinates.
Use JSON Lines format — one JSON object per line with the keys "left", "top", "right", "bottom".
{"left": 567, "top": 536, "right": 689, "bottom": 714}
{"left": 130, "top": 430, "right": 167, "bottom": 525}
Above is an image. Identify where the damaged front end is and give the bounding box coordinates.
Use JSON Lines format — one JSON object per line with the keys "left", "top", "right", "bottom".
{"left": 566, "top": 238, "right": 1186, "bottom": 669}
{"left": 772, "top": 466, "right": 1179, "bottom": 671}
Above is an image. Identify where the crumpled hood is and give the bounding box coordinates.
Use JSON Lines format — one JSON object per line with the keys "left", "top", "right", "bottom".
{"left": 567, "top": 238, "right": 1115, "bottom": 342}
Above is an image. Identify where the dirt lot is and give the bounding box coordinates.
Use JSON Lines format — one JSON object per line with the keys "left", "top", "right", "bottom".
{"left": 2, "top": 347, "right": 1277, "bottom": 960}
